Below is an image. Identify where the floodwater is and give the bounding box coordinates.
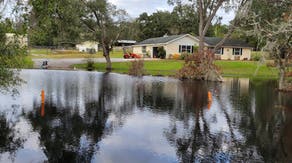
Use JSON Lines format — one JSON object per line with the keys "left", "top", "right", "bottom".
{"left": 0, "top": 70, "right": 291, "bottom": 163}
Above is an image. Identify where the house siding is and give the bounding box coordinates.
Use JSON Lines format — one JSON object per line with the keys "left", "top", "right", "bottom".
{"left": 165, "top": 36, "right": 198, "bottom": 58}
{"left": 219, "top": 47, "right": 251, "bottom": 60}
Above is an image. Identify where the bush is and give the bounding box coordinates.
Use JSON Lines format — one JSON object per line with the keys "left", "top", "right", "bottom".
{"left": 172, "top": 54, "right": 181, "bottom": 60}
{"left": 157, "top": 47, "right": 166, "bottom": 59}
{"left": 86, "top": 58, "right": 94, "bottom": 71}
{"left": 129, "top": 59, "right": 145, "bottom": 76}
{"left": 251, "top": 52, "right": 262, "bottom": 61}
{"left": 180, "top": 52, "right": 190, "bottom": 60}
{"left": 193, "top": 45, "right": 199, "bottom": 53}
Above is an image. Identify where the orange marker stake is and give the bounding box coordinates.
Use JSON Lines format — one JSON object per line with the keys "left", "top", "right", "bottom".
{"left": 208, "top": 91, "right": 212, "bottom": 102}
{"left": 207, "top": 91, "right": 212, "bottom": 110}
{"left": 41, "top": 90, "right": 45, "bottom": 104}
{"left": 41, "top": 90, "right": 45, "bottom": 117}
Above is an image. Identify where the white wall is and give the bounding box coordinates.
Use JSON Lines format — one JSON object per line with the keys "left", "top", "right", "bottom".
{"left": 133, "top": 45, "right": 154, "bottom": 57}
{"left": 219, "top": 47, "right": 251, "bottom": 60}
{"left": 76, "top": 41, "right": 98, "bottom": 52}
{"left": 165, "top": 36, "right": 199, "bottom": 58}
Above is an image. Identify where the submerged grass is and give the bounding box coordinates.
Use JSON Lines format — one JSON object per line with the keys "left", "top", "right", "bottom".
{"left": 73, "top": 60, "right": 279, "bottom": 78}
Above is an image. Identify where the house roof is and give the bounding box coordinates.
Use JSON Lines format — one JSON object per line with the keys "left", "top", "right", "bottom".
{"left": 204, "top": 37, "right": 253, "bottom": 48}
{"left": 135, "top": 34, "right": 252, "bottom": 48}
{"left": 135, "top": 34, "right": 188, "bottom": 45}
{"left": 117, "top": 40, "right": 136, "bottom": 44}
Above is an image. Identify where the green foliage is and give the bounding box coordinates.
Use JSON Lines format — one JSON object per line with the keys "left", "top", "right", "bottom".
{"left": 193, "top": 45, "right": 199, "bottom": 53}
{"left": 179, "top": 52, "right": 190, "bottom": 60}
{"left": 251, "top": 52, "right": 262, "bottom": 61}
{"left": 157, "top": 47, "right": 166, "bottom": 59}
{"left": 136, "top": 4, "right": 199, "bottom": 41}
{"left": 0, "top": 17, "right": 28, "bottom": 92}
{"left": 29, "top": 0, "right": 82, "bottom": 46}
{"left": 86, "top": 58, "right": 94, "bottom": 71}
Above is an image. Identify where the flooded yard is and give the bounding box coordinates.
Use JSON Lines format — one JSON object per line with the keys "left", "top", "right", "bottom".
{"left": 0, "top": 70, "right": 291, "bottom": 162}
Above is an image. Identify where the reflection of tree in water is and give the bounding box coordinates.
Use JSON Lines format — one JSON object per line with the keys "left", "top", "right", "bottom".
{"left": 162, "top": 79, "right": 292, "bottom": 162}
{"left": 163, "top": 81, "right": 226, "bottom": 162}
{"left": 237, "top": 80, "right": 292, "bottom": 162}
{"left": 0, "top": 113, "right": 24, "bottom": 155}
{"left": 25, "top": 73, "right": 137, "bottom": 162}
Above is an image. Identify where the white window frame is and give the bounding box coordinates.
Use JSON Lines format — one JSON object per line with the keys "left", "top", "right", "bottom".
{"left": 179, "top": 45, "right": 193, "bottom": 53}
{"left": 233, "top": 48, "right": 242, "bottom": 55}
{"left": 215, "top": 48, "right": 224, "bottom": 55}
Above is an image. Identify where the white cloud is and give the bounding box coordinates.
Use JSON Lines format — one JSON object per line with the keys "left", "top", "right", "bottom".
{"left": 108, "top": 0, "right": 173, "bottom": 18}
{"left": 109, "top": 0, "right": 234, "bottom": 24}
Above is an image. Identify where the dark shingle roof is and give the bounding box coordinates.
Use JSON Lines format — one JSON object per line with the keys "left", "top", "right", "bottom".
{"left": 136, "top": 34, "right": 186, "bottom": 45}
{"left": 204, "top": 37, "right": 253, "bottom": 48}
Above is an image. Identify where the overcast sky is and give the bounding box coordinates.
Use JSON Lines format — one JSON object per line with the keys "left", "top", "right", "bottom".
{"left": 108, "top": 0, "right": 235, "bottom": 24}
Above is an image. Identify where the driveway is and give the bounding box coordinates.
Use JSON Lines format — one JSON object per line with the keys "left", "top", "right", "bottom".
{"left": 33, "top": 58, "right": 158, "bottom": 69}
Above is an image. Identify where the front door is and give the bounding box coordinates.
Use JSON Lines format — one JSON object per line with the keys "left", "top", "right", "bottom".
{"left": 153, "top": 47, "right": 158, "bottom": 58}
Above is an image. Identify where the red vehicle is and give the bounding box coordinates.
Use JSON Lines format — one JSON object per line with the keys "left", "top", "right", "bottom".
{"left": 123, "top": 53, "right": 141, "bottom": 59}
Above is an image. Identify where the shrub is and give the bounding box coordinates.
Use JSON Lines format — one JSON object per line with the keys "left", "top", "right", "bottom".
{"left": 180, "top": 52, "right": 190, "bottom": 60}
{"left": 86, "top": 58, "right": 94, "bottom": 71}
{"left": 193, "top": 45, "right": 199, "bottom": 53}
{"left": 176, "top": 51, "right": 222, "bottom": 81}
{"left": 251, "top": 52, "right": 262, "bottom": 61}
{"left": 157, "top": 47, "right": 166, "bottom": 59}
{"left": 129, "top": 59, "right": 145, "bottom": 76}
{"left": 172, "top": 54, "right": 181, "bottom": 60}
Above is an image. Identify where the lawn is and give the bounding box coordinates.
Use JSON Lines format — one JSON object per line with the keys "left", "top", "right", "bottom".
{"left": 74, "top": 60, "right": 280, "bottom": 78}
{"left": 74, "top": 60, "right": 184, "bottom": 76}
{"left": 215, "top": 61, "right": 278, "bottom": 78}
{"left": 29, "top": 48, "right": 124, "bottom": 59}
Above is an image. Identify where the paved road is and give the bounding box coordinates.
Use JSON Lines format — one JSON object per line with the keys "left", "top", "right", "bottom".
{"left": 33, "top": 58, "right": 158, "bottom": 69}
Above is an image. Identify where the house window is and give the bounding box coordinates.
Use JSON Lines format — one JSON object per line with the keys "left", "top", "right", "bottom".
{"left": 233, "top": 48, "right": 242, "bottom": 55}
{"left": 215, "top": 48, "right": 224, "bottom": 55}
{"left": 142, "top": 46, "right": 146, "bottom": 53}
{"left": 179, "top": 45, "right": 193, "bottom": 53}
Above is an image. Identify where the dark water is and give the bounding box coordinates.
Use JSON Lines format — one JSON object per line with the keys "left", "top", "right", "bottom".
{"left": 0, "top": 70, "right": 291, "bottom": 163}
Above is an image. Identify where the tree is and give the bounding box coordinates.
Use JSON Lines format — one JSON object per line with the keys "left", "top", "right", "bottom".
{"left": 242, "top": 0, "right": 292, "bottom": 90}
{"left": 177, "top": 0, "right": 251, "bottom": 81}
{"left": 0, "top": 0, "right": 27, "bottom": 92}
{"left": 136, "top": 11, "right": 174, "bottom": 41}
{"left": 28, "top": 0, "right": 82, "bottom": 46}
{"left": 79, "top": 0, "right": 128, "bottom": 70}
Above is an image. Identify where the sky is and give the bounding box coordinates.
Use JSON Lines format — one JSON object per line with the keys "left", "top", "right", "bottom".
{"left": 108, "top": 0, "right": 235, "bottom": 24}
{"left": 1, "top": 0, "right": 235, "bottom": 24}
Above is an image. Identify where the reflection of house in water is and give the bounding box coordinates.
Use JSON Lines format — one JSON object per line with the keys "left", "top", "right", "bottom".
{"left": 224, "top": 78, "right": 250, "bottom": 95}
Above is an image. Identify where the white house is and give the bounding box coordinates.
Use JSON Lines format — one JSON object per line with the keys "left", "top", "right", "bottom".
{"left": 76, "top": 41, "right": 99, "bottom": 53}
{"left": 132, "top": 34, "right": 253, "bottom": 60}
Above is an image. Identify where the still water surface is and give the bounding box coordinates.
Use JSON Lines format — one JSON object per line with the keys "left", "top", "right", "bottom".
{"left": 0, "top": 70, "right": 291, "bottom": 163}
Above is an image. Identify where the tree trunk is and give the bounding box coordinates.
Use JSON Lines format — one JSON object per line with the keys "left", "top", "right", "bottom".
{"left": 279, "top": 67, "right": 286, "bottom": 90}
{"left": 102, "top": 45, "right": 111, "bottom": 70}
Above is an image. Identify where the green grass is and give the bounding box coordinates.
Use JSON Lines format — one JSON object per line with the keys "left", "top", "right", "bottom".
{"left": 215, "top": 61, "right": 278, "bottom": 78}
{"left": 23, "top": 56, "right": 34, "bottom": 68}
{"left": 73, "top": 60, "right": 280, "bottom": 78}
{"left": 74, "top": 60, "right": 184, "bottom": 76}
{"left": 30, "top": 48, "right": 124, "bottom": 59}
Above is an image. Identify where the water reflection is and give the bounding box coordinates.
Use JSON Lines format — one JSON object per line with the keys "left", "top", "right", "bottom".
{"left": 0, "top": 70, "right": 291, "bottom": 162}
